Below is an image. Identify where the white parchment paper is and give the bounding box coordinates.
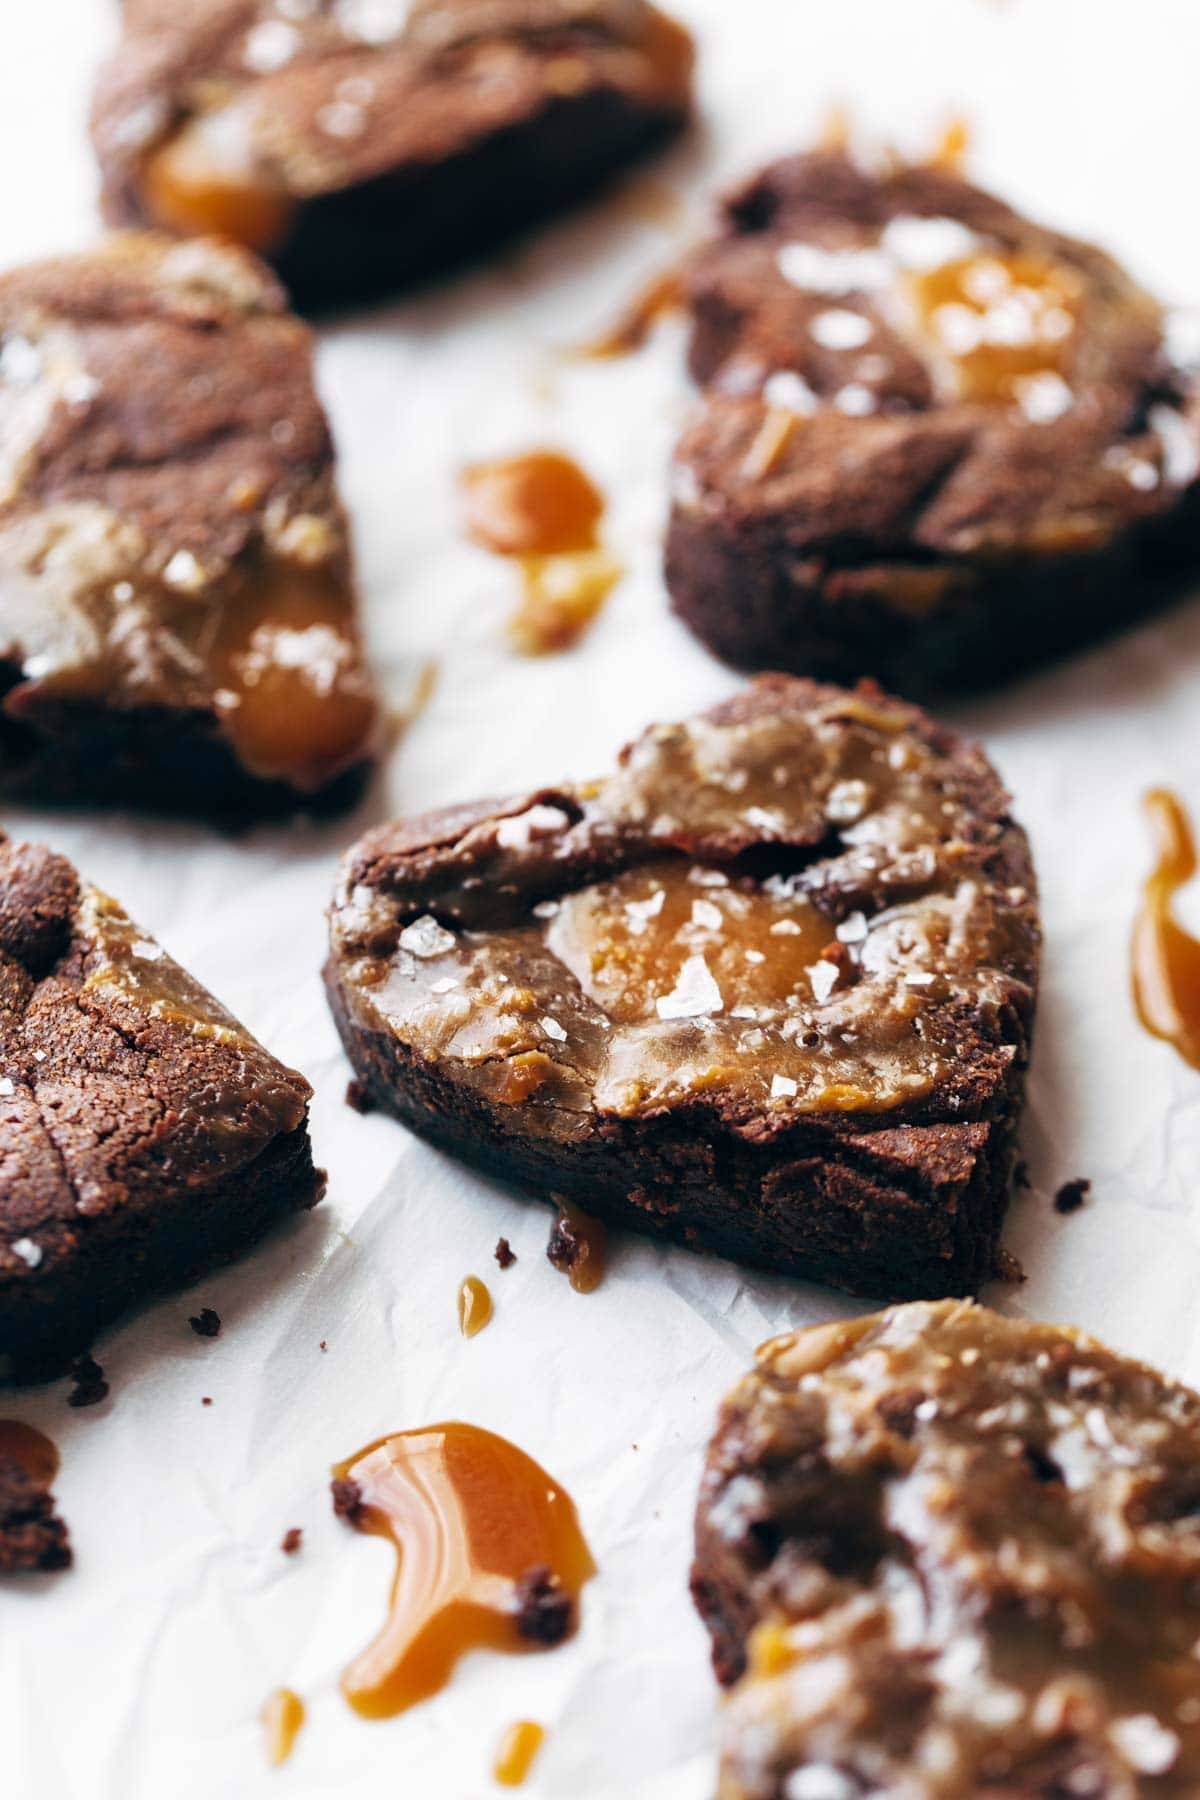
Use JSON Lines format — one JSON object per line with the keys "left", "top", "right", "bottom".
{"left": 4, "top": 3, "right": 1200, "bottom": 1795}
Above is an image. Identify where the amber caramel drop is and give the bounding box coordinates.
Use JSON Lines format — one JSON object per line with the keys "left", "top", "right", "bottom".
{"left": 143, "top": 110, "right": 294, "bottom": 254}
{"left": 494, "top": 1721, "right": 547, "bottom": 1788}
{"left": 209, "top": 556, "right": 379, "bottom": 790}
{"left": 457, "top": 1275, "right": 493, "bottom": 1338}
{"left": 462, "top": 452, "right": 604, "bottom": 557}
{"left": 0, "top": 1420, "right": 59, "bottom": 1484}
{"left": 907, "top": 250, "right": 1084, "bottom": 405}
{"left": 1133, "top": 789, "right": 1200, "bottom": 1069}
{"left": 461, "top": 451, "right": 620, "bottom": 654}
{"left": 261, "top": 1688, "right": 305, "bottom": 1768}
{"left": 332, "top": 1423, "right": 595, "bottom": 1718}
{"left": 548, "top": 1200, "right": 607, "bottom": 1295}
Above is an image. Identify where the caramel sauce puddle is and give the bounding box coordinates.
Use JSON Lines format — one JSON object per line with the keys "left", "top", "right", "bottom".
{"left": 0, "top": 1420, "right": 59, "bottom": 1483}
{"left": 1133, "top": 789, "right": 1200, "bottom": 1068}
{"left": 332, "top": 1422, "right": 595, "bottom": 1718}
{"left": 460, "top": 451, "right": 621, "bottom": 653}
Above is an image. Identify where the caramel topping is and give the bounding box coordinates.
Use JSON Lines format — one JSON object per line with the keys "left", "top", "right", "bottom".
{"left": 494, "top": 1720, "right": 546, "bottom": 1788}
{"left": 548, "top": 1200, "right": 607, "bottom": 1293}
{"left": 1133, "top": 789, "right": 1200, "bottom": 1068}
{"left": 457, "top": 1274, "right": 493, "bottom": 1337}
{"left": 143, "top": 109, "right": 295, "bottom": 255}
{"left": 461, "top": 451, "right": 620, "bottom": 654}
{"left": 578, "top": 268, "right": 683, "bottom": 358}
{"left": 0, "top": 1420, "right": 59, "bottom": 1484}
{"left": 208, "top": 555, "right": 379, "bottom": 790}
{"left": 333, "top": 1423, "right": 595, "bottom": 1718}
{"left": 508, "top": 550, "right": 622, "bottom": 655}
{"left": 740, "top": 408, "right": 801, "bottom": 481}
{"left": 78, "top": 890, "right": 248, "bottom": 1047}
{"left": 462, "top": 451, "right": 603, "bottom": 557}
{"left": 261, "top": 1688, "right": 305, "bottom": 1768}
{"left": 928, "top": 115, "right": 971, "bottom": 173}
{"left": 906, "top": 249, "right": 1084, "bottom": 405}
{"left": 548, "top": 858, "right": 833, "bottom": 1026}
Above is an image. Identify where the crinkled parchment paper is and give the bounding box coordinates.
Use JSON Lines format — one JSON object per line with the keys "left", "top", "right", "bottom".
{"left": 4, "top": 2, "right": 1200, "bottom": 1794}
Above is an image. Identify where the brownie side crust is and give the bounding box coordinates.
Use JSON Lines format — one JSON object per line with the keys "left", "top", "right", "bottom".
{"left": 325, "top": 676, "right": 1038, "bottom": 1298}
{"left": 665, "top": 151, "right": 1200, "bottom": 697}
{"left": 0, "top": 233, "right": 381, "bottom": 819}
{"left": 693, "top": 1301, "right": 1200, "bottom": 1797}
{"left": 91, "top": 0, "right": 695, "bottom": 310}
{"left": 0, "top": 832, "right": 324, "bottom": 1380}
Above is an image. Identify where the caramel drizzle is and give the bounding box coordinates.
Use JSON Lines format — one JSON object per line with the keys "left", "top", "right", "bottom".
{"left": 1133, "top": 788, "right": 1200, "bottom": 1068}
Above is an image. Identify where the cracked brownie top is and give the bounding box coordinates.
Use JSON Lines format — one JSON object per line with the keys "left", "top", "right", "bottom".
{"left": 328, "top": 676, "right": 1036, "bottom": 1130}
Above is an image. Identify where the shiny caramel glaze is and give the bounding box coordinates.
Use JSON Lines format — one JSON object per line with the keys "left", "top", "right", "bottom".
{"left": 548, "top": 1200, "right": 607, "bottom": 1293}
{"left": 261, "top": 1688, "right": 305, "bottom": 1767}
{"left": 906, "top": 248, "right": 1085, "bottom": 405}
{"left": 332, "top": 1423, "right": 595, "bottom": 1718}
{"left": 461, "top": 451, "right": 620, "bottom": 653}
{"left": 144, "top": 107, "right": 295, "bottom": 254}
{"left": 494, "top": 1720, "right": 547, "bottom": 1787}
{"left": 1133, "top": 789, "right": 1200, "bottom": 1068}
{"left": 0, "top": 1420, "right": 59, "bottom": 1484}
{"left": 457, "top": 1274, "right": 493, "bottom": 1337}
{"left": 697, "top": 1302, "right": 1200, "bottom": 1798}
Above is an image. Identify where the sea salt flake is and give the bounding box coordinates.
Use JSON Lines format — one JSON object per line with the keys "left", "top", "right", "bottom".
{"left": 244, "top": 19, "right": 300, "bottom": 70}
{"left": 771, "top": 919, "right": 803, "bottom": 936}
{"left": 398, "top": 915, "right": 456, "bottom": 958}
{"left": 881, "top": 214, "right": 981, "bottom": 271}
{"left": 656, "top": 955, "right": 723, "bottom": 1021}
{"left": 0, "top": 334, "right": 43, "bottom": 385}
{"left": 12, "top": 1238, "right": 42, "bottom": 1269}
{"left": 836, "top": 911, "right": 868, "bottom": 944}
{"left": 763, "top": 370, "right": 818, "bottom": 415}
{"left": 810, "top": 308, "right": 873, "bottom": 351}
{"left": 690, "top": 899, "right": 723, "bottom": 931}
{"left": 744, "top": 805, "right": 783, "bottom": 832}
{"left": 496, "top": 805, "right": 569, "bottom": 850}
{"left": 540, "top": 1016, "right": 567, "bottom": 1042}
{"left": 808, "top": 960, "right": 840, "bottom": 1003}
{"left": 771, "top": 1074, "right": 798, "bottom": 1099}
{"left": 318, "top": 100, "right": 367, "bottom": 139}
{"left": 132, "top": 939, "right": 163, "bottom": 961}
{"left": 777, "top": 241, "right": 890, "bottom": 297}
{"left": 0, "top": 1077, "right": 14, "bottom": 1096}
{"left": 745, "top": 949, "right": 765, "bottom": 964}
{"left": 833, "top": 383, "right": 875, "bottom": 415}
{"left": 532, "top": 899, "right": 560, "bottom": 920}
{"left": 163, "top": 549, "right": 206, "bottom": 593}
{"left": 688, "top": 867, "right": 729, "bottom": 887}
{"left": 625, "top": 889, "right": 666, "bottom": 934}
{"left": 1015, "top": 371, "right": 1074, "bottom": 424}
{"left": 1109, "top": 1715, "right": 1180, "bottom": 1775}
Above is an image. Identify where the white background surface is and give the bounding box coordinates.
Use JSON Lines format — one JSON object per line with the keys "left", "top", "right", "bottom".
{"left": 4, "top": 3, "right": 1200, "bottom": 1796}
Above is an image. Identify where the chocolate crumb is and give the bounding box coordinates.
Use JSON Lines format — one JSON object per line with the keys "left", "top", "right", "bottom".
{"left": 514, "top": 1564, "right": 573, "bottom": 1644}
{"left": 0, "top": 1455, "right": 72, "bottom": 1573}
{"left": 319, "top": 1340, "right": 328, "bottom": 1352}
{"left": 66, "top": 1354, "right": 109, "bottom": 1409}
{"left": 345, "top": 1079, "right": 374, "bottom": 1115}
{"left": 331, "top": 1476, "right": 365, "bottom": 1525}
{"left": 495, "top": 1237, "right": 516, "bottom": 1270}
{"left": 1054, "top": 1178, "right": 1091, "bottom": 1215}
{"left": 547, "top": 1214, "right": 583, "bottom": 1278}
{"left": 189, "top": 1307, "right": 221, "bottom": 1338}
{"left": 281, "top": 1527, "right": 303, "bottom": 1556}
{"left": 993, "top": 1247, "right": 1025, "bottom": 1284}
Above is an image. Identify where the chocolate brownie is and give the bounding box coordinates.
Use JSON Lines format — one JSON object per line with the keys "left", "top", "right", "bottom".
{"left": 0, "top": 830, "right": 323, "bottom": 1379}
{"left": 692, "top": 1301, "right": 1200, "bottom": 1798}
{"left": 325, "top": 676, "right": 1038, "bottom": 1298}
{"left": 91, "top": 0, "right": 695, "bottom": 311}
{"left": 666, "top": 151, "right": 1200, "bottom": 696}
{"left": 0, "top": 233, "right": 381, "bottom": 818}
{"left": 0, "top": 1457, "right": 71, "bottom": 1574}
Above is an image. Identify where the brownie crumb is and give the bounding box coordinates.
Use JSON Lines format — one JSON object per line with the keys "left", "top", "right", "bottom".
{"left": 0, "top": 1455, "right": 72, "bottom": 1573}
{"left": 66, "top": 1354, "right": 109, "bottom": 1409}
{"left": 514, "top": 1564, "right": 573, "bottom": 1645}
{"left": 319, "top": 1340, "right": 328, "bottom": 1352}
{"left": 345, "top": 1079, "right": 374, "bottom": 1115}
{"left": 1054, "top": 1178, "right": 1091, "bottom": 1215}
{"left": 547, "top": 1215, "right": 583, "bottom": 1279}
{"left": 993, "top": 1248, "right": 1025, "bottom": 1284}
{"left": 201, "top": 1397, "right": 213, "bottom": 1406}
{"left": 495, "top": 1237, "right": 517, "bottom": 1270}
{"left": 281, "top": 1527, "right": 303, "bottom": 1556}
{"left": 189, "top": 1307, "right": 221, "bottom": 1338}
{"left": 331, "top": 1477, "right": 365, "bottom": 1525}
